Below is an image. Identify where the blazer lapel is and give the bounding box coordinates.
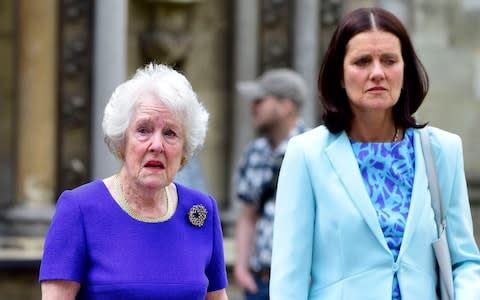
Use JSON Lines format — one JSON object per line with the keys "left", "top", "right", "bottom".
{"left": 398, "top": 129, "right": 429, "bottom": 258}
{"left": 325, "top": 132, "right": 389, "bottom": 251}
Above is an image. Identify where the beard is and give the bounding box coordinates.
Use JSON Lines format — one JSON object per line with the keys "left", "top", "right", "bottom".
{"left": 255, "top": 120, "right": 276, "bottom": 137}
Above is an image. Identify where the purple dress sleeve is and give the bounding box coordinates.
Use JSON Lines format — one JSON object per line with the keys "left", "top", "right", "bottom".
{"left": 205, "top": 195, "right": 228, "bottom": 292}
{"left": 39, "top": 190, "right": 87, "bottom": 282}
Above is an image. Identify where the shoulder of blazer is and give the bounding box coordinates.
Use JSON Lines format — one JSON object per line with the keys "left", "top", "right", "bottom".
{"left": 289, "top": 125, "right": 340, "bottom": 150}
{"left": 420, "top": 126, "right": 462, "bottom": 159}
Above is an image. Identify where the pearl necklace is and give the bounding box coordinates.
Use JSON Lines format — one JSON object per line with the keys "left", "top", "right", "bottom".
{"left": 114, "top": 174, "right": 172, "bottom": 223}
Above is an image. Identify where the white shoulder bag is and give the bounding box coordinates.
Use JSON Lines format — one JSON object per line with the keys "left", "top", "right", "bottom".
{"left": 420, "top": 127, "right": 454, "bottom": 300}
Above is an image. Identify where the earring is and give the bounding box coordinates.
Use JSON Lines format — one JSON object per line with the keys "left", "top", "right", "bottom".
{"left": 117, "top": 151, "right": 124, "bottom": 160}
{"left": 181, "top": 156, "right": 188, "bottom": 167}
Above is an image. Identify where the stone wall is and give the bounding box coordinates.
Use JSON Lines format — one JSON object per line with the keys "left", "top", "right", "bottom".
{"left": 0, "top": 0, "right": 479, "bottom": 298}
{"left": 0, "top": 269, "right": 40, "bottom": 300}
{"left": 409, "top": 0, "right": 480, "bottom": 245}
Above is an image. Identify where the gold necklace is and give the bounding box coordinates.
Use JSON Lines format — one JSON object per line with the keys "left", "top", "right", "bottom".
{"left": 348, "top": 127, "right": 401, "bottom": 142}
{"left": 114, "top": 174, "right": 171, "bottom": 222}
{"left": 392, "top": 127, "right": 400, "bottom": 142}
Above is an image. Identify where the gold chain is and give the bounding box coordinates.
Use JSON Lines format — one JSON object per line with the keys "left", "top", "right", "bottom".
{"left": 392, "top": 127, "right": 400, "bottom": 142}
{"left": 114, "top": 174, "right": 172, "bottom": 223}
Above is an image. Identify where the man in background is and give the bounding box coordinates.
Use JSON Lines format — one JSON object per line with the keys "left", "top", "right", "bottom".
{"left": 234, "top": 69, "right": 308, "bottom": 300}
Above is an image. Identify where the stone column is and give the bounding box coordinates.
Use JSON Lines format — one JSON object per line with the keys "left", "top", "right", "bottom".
{"left": 91, "top": 0, "right": 128, "bottom": 179}
{"left": 232, "top": 0, "right": 259, "bottom": 149}
{"left": 3, "top": 0, "right": 58, "bottom": 237}
{"left": 293, "top": 0, "right": 320, "bottom": 127}
{"left": 0, "top": 0, "right": 15, "bottom": 207}
{"left": 16, "top": 0, "right": 57, "bottom": 208}
{"left": 224, "top": 0, "right": 259, "bottom": 232}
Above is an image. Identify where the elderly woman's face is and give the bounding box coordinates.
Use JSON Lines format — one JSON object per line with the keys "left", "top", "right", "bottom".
{"left": 123, "top": 93, "right": 184, "bottom": 189}
{"left": 342, "top": 30, "right": 404, "bottom": 116}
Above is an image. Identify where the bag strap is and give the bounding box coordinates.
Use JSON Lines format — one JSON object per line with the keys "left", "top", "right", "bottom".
{"left": 419, "top": 127, "right": 446, "bottom": 236}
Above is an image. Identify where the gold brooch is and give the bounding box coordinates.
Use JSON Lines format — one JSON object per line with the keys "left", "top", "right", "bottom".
{"left": 188, "top": 204, "right": 207, "bottom": 227}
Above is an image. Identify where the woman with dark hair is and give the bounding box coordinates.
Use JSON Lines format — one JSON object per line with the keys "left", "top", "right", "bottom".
{"left": 270, "top": 7, "right": 480, "bottom": 300}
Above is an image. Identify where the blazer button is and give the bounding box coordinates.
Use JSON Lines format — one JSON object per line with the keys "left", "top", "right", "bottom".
{"left": 392, "top": 263, "right": 400, "bottom": 272}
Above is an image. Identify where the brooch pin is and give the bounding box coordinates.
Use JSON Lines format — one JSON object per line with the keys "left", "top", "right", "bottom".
{"left": 188, "top": 204, "right": 207, "bottom": 227}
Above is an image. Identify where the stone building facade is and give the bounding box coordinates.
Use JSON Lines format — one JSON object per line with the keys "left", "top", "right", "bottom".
{"left": 0, "top": 0, "right": 478, "bottom": 298}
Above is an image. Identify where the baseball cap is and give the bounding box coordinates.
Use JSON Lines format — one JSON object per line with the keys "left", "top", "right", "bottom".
{"left": 237, "top": 68, "right": 307, "bottom": 107}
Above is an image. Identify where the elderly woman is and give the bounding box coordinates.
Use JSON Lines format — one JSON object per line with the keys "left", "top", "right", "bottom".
{"left": 270, "top": 7, "right": 480, "bottom": 300}
{"left": 39, "top": 64, "right": 229, "bottom": 300}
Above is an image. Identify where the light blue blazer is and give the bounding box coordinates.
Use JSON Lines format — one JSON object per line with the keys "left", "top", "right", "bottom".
{"left": 270, "top": 126, "right": 480, "bottom": 300}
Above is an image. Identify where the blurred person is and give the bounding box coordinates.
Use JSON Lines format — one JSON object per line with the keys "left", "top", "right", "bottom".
{"left": 39, "top": 63, "right": 228, "bottom": 300}
{"left": 233, "top": 69, "right": 308, "bottom": 300}
{"left": 270, "top": 7, "right": 480, "bottom": 300}
{"left": 175, "top": 155, "right": 209, "bottom": 193}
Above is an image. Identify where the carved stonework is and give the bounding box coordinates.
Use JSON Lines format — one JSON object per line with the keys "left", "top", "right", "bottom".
{"left": 259, "top": 0, "right": 293, "bottom": 72}
{"left": 57, "top": 0, "right": 93, "bottom": 193}
{"left": 320, "top": 0, "right": 342, "bottom": 26}
{"left": 319, "top": 0, "right": 342, "bottom": 54}
{"left": 139, "top": 0, "right": 201, "bottom": 69}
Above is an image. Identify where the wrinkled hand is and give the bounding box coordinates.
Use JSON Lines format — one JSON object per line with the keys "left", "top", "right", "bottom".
{"left": 234, "top": 266, "right": 257, "bottom": 293}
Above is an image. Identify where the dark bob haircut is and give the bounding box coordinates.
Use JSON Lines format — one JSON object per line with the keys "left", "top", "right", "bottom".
{"left": 318, "top": 7, "right": 429, "bottom": 133}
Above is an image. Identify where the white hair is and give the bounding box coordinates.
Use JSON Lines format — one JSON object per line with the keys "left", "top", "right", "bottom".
{"left": 102, "top": 63, "right": 209, "bottom": 160}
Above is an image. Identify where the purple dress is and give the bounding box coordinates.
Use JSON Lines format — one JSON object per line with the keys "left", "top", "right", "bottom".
{"left": 39, "top": 180, "right": 228, "bottom": 299}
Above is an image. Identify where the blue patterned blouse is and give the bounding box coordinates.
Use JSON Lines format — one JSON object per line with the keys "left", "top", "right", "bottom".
{"left": 350, "top": 128, "right": 415, "bottom": 300}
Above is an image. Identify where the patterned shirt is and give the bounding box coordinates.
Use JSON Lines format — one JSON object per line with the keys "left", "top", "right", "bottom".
{"left": 350, "top": 128, "right": 415, "bottom": 300}
{"left": 236, "top": 121, "right": 307, "bottom": 271}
